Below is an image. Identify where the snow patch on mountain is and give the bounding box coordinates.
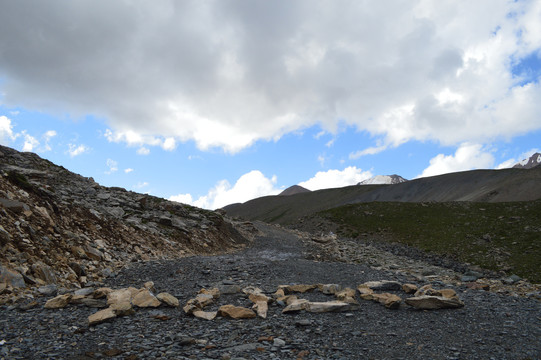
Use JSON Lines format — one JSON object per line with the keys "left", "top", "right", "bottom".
{"left": 358, "top": 174, "right": 408, "bottom": 185}
{"left": 513, "top": 152, "right": 541, "bottom": 169}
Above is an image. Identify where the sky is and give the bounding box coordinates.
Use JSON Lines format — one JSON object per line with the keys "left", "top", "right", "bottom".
{"left": 0, "top": 0, "right": 540, "bottom": 210}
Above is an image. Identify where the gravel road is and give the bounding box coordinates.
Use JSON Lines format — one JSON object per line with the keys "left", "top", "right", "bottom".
{"left": 1, "top": 222, "right": 540, "bottom": 360}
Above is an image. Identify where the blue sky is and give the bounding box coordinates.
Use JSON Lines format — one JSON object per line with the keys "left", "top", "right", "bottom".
{"left": 1, "top": 1, "right": 540, "bottom": 209}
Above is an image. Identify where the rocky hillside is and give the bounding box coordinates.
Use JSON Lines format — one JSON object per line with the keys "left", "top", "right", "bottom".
{"left": 0, "top": 145, "right": 250, "bottom": 297}
{"left": 513, "top": 152, "right": 541, "bottom": 169}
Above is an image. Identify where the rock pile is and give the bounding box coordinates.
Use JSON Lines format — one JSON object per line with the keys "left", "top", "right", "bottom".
{"left": 39, "top": 281, "right": 179, "bottom": 325}
{"left": 0, "top": 145, "right": 250, "bottom": 304}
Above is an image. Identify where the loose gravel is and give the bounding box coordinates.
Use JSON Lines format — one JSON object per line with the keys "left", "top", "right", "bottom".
{"left": 1, "top": 222, "right": 540, "bottom": 360}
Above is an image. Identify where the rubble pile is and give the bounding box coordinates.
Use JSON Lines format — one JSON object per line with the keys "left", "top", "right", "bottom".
{"left": 0, "top": 145, "right": 250, "bottom": 303}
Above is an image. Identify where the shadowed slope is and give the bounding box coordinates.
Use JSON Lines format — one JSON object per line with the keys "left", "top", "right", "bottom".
{"left": 224, "top": 167, "right": 541, "bottom": 224}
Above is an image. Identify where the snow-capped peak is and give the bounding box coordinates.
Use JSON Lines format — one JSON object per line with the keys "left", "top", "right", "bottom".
{"left": 513, "top": 152, "right": 541, "bottom": 169}
{"left": 358, "top": 174, "right": 408, "bottom": 185}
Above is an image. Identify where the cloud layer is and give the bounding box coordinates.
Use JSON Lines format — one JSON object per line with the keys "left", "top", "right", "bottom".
{"left": 417, "top": 143, "right": 494, "bottom": 178}
{"left": 170, "top": 170, "right": 280, "bottom": 209}
{"left": 1, "top": 1, "right": 540, "bottom": 153}
{"left": 299, "top": 166, "right": 372, "bottom": 191}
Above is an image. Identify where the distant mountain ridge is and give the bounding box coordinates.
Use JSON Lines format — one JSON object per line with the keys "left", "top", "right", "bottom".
{"left": 358, "top": 174, "right": 408, "bottom": 185}
{"left": 224, "top": 166, "right": 541, "bottom": 225}
{"left": 513, "top": 152, "right": 541, "bottom": 169}
{"left": 279, "top": 185, "right": 311, "bottom": 196}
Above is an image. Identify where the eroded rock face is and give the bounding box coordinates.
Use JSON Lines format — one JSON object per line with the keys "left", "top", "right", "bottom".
{"left": 0, "top": 144, "right": 250, "bottom": 297}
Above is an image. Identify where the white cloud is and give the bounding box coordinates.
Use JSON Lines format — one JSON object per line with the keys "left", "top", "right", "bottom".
{"left": 0, "top": 116, "right": 16, "bottom": 144}
{"left": 349, "top": 144, "right": 389, "bottom": 159}
{"left": 417, "top": 143, "right": 494, "bottom": 178}
{"left": 317, "top": 155, "right": 326, "bottom": 167}
{"left": 299, "top": 166, "right": 373, "bottom": 191}
{"left": 169, "top": 170, "right": 280, "bottom": 210}
{"left": 495, "top": 158, "right": 518, "bottom": 170}
{"left": 0, "top": 1, "right": 539, "bottom": 153}
{"left": 21, "top": 131, "right": 39, "bottom": 152}
{"left": 162, "top": 137, "right": 176, "bottom": 151}
{"left": 105, "top": 130, "right": 176, "bottom": 152}
{"left": 105, "top": 158, "right": 118, "bottom": 174}
{"left": 44, "top": 130, "right": 56, "bottom": 139}
{"left": 124, "top": 168, "right": 134, "bottom": 173}
{"left": 137, "top": 147, "right": 150, "bottom": 155}
{"left": 133, "top": 181, "right": 149, "bottom": 189}
{"left": 169, "top": 193, "right": 194, "bottom": 205}
{"left": 42, "top": 130, "right": 56, "bottom": 151}
{"left": 67, "top": 143, "right": 90, "bottom": 157}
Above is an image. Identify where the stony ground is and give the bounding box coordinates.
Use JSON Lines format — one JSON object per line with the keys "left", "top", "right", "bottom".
{"left": 1, "top": 222, "right": 540, "bottom": 360}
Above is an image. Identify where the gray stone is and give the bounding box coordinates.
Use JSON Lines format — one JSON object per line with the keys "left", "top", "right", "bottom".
{"left": 32, "top": 262, "right": 57, "bottom": 284}
{"left": 273, "top": 338, "right": 286, "bottom": 347}
{"left": 218, "top": 284, "right": 242, "bottom": 294}
{"left": 0, "top": 198, "right": 30, "bottom": 214}
{"left": 0, "top": 265, "right": 26, "bottom": 288}
{"left": 225, "top": 343, "right": 259, "bottom": 352}
{"left": 461, "top": 275, "right": 478, "bottom": 282}
{"left": 362, "top": 280, "right": 402, "bottom": 291}
{"left": 503, "top": 274, "right": 521, "bottom": 284}
{"left": 69, "top": 262, "right": 86, "bottom": 276}
{"left": 37, "top": 284, "right": 58, "bottom": 296}
{"left": 405, "top": 295, "right": 465, "bottom": 310}
{"left": 0, "top": 225, "right": 11, "bottom": 245}
{"left": 321, "top": 284, "right": 342, "bottom": 294}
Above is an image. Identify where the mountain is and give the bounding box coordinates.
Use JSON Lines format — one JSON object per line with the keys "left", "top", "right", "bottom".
{"left": 513, "top": 152, "right": 541, "bottom": 169}
{"left": 279, "top": 185, "right": 311, "bottom": 196}
{"left": 224, "top": 166, "right": 541, "bottom": 225}
{"left": 358, "top": 174, "right": 407, "bottom": 185}
{"left": 0, "top": 145, "right": 249, "bottom": 290}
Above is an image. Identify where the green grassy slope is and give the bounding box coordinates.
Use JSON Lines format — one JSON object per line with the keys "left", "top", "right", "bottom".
{"left": 320, "top": 200, "right": 541, "bottom": 283}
